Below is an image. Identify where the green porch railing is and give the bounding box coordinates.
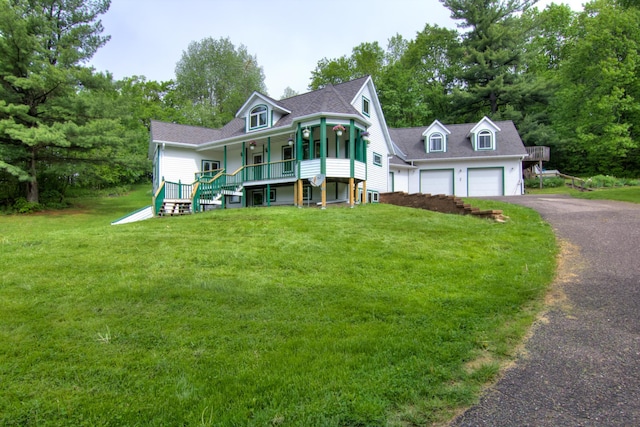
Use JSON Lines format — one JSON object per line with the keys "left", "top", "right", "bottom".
{"left": 156, "top": 161, "right": 297, "bottom": 215}
{"left": 153, "top": 181, "right": 166, "bottom": 215}
{"left": 244, "top": 160, "right": 296, "bottom": 182}
{"left": 153, "top": 180, "right": 194, "bottom": 215}
{"left": 191, "top": 167, "right": 245, "bottom": 213}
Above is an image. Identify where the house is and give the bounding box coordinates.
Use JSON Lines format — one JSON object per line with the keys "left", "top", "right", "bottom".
{"left": 148, "top": 76, "right": 527, "bottom": 216}
{"left": 388, "top": 118, "right": 527, "bottom": 197}
{"left": 149, "top": 76, "right": 393, "bottom": 213}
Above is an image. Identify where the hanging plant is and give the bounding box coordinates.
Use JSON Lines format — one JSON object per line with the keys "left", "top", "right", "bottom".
{"left": 332, "top": 124, "right": 346, "bottom": 136}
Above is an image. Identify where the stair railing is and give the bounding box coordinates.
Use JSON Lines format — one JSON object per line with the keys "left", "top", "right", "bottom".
{"left": 153, "top": 181, "right": 166, "bottom": 215}
{"left": 191, "top": 167, "right": 245, "bottom": 212}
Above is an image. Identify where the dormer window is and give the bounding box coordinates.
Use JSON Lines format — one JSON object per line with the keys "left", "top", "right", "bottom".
{"left": 249, "top": 105, "right": 268, "bottom": 130}
{"left": 429, "top": 133, "right": 444, "bottom": 152}
{"left": 478, "top": 130, "right": 492, "bottom": 149}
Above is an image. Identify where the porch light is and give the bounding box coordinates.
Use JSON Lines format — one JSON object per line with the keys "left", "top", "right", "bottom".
{"left": 302, "top": 128, "right": 310, "bottom": 139}
{"left": 288, "top": 135, "right": 294, "bottom": 146}
{"left": 249, "top": 140, "right": 257, "bottom": 150}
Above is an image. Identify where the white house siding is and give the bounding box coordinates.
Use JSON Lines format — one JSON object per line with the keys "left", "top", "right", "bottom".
{"left": 389, "top": 169, "right": 410, "bottom": 193}
{"left": 410, "top": 158, "right": 524, "bottom": 197}
{"left": 159, "top": 146, "right": 199, "bottom": 184}
{"left": 353, "top": 83, "right": 390, "bottom": 194}
{"left": 326, "top": 159, "right": 351, "bottom": 178}
{"left": 300, "top": 159, "right": 321, "bottom": 179}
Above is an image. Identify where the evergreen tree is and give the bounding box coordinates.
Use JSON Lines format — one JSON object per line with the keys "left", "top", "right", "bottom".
{"left": 0, "top": 0, "right": 113, "bottom": 203}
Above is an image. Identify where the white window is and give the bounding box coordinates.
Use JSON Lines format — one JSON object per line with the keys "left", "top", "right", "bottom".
{"left": 429, "top": 133, "right": 443, "bottom": 152}
{"left": 373, "top": 152, "right": 382, "bottom": 166}
{"left": 201, "top": 160, "right": 220, "bottom": 175}
{"left": 249, "top": 105, "right": 268, "bottom": 130}
{"left": 478, "top": 130, "right": 492, "bottom": 149}
{"left": 362, "top": 96, "right": 370, "bottom": 117}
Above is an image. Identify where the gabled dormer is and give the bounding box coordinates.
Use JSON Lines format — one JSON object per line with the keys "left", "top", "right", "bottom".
{"left": 236, "top": 92, "right": 291, "bottom": 133}
{"left": 422, "top": 120, "right": 451, "bottom": 153}
{"left": 469, "top": 116, "right": 501, "bottom": 151}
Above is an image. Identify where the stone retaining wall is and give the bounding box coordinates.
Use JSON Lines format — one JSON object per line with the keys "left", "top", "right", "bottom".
{"left": 379, "top": 192, "right": 504, "bottom": 221}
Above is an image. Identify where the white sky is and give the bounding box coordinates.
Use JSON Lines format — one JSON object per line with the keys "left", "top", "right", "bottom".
{"left": 89, "top": 0, "right": 585, "bottom": 99}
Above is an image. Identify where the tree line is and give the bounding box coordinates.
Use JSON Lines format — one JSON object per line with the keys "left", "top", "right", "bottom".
{"left": 311, "top": 0, "right": 640, "bottom": 178}
{"left": 1, "top": 0, "right": 638, "bottom": 209}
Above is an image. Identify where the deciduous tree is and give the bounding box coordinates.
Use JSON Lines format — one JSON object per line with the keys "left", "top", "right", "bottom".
{"left": 173, "top": 37, "right": 266, "bottom": 127}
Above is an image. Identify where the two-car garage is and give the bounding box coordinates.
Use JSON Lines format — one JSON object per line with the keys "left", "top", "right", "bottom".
{"left": 420, "top": 167, "right": 504, "bottom": 197}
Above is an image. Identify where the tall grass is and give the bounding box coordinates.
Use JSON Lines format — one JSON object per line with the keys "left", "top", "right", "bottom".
{"left": 0, "top": 187, "right": 556, "bottom": 426}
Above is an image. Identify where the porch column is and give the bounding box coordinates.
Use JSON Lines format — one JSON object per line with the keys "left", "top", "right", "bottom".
{"left": 320, "top": 118, "right": 326, "bottom": 209}
{"left": 349, "top": 119, "right": 355, "bottom": 178}
{"left": 267, "top": 137, "right": 271, "bottom": 179}
{"left": 362, "top": 180, "right": 367, "bottom": 204}
{"left": 267, "top": 184, "right": 271, "bottom": 207}
{"left": 349, "top": 178, "right": 354, "bottom": 208}
{"left": 297, "top": 179, "right": 303, "bottom": 207}
{"left": 222, "top": 146, "right": 227, "bottom": 209}
{"left": 296, "top": 123, "right": 302, "bottom": 178}
{"left": 242, "top": 142, "right": 246, "bottom": 208}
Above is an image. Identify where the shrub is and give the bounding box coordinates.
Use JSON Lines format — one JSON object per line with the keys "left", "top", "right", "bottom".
{"left": 524, "top": 177, "right": 565, "bottom": 188}
{"left": 13, "top": 198, "right": 42, "bottom": 214}
{"left": 585, "top": 175, "right": 623, "bottom": 188}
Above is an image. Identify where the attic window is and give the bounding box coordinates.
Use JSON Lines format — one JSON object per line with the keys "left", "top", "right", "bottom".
{"left": 249, "top": 105, "right": 268, "bottom": 130}
{"left": 362, "top": 96, "right": 370, "bottom": 117}
{"left": 429, "top": 133, "right": 444, "bottom": 152}
{"left": 478, "top": 130, "right": 492, "bottom": 149}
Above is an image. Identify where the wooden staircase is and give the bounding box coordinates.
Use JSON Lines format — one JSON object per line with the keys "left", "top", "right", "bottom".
{"left": 159, "top": 199, "right": 192, "bottom": 216}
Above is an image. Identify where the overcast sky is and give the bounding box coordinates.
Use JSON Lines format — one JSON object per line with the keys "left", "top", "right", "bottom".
{"left": 89, "top": 0, "right": 585, "bottom": 99}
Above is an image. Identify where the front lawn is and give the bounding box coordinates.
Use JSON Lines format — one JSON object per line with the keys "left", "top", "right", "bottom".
{"left": 0, "top": 187, "right": 556, "bottom": 426}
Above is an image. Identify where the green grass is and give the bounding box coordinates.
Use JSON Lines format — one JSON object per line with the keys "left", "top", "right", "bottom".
{"left": 526, "top": 185, "right": 640, "bottom": 204}
{"left": 0, "top": 186, "right": 556, "bottom": 426}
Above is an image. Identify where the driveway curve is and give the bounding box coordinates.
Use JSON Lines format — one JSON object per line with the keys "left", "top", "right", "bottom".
{"left": 451, "top": 194, "right": 640, "bottom": 427}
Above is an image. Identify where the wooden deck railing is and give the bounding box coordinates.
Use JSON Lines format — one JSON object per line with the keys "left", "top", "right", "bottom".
{"left": 526, "top": 146, "right": 550, "bottom": 161}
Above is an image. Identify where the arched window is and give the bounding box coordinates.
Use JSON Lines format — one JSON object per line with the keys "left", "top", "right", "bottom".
{"left": 478, "top": 130, "right": 492, "bottom": 149}
{"left": 429, "top": 133, "right": 443, "bottom": 152}
{"left": 249, "top": 105, "right": 268, "bottom": 130}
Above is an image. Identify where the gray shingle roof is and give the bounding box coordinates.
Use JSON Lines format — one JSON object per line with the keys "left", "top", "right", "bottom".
{"left": 389, "top": 120, "right": 527, "bottom": 162}
{"left": 150, "top": 76, "right": 371, "bottom": 146}
{"left": 150, "top": 120, "right": 222, "bottom": 145}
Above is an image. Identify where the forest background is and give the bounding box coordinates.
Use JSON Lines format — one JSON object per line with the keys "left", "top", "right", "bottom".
{"left": 1, "top": 0, "right": 638, "bottom": 208}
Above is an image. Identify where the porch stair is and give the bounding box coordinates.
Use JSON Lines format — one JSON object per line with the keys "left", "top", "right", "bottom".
{"left": 159, "top": 199, "right": 192, "bottom": 216}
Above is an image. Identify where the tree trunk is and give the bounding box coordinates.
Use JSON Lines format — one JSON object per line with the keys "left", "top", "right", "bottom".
{"left": 490, "top": 91, "right": 498, "bottom": 115}
{"left": 26, "top": 148, "right": 39, "bottom": 203}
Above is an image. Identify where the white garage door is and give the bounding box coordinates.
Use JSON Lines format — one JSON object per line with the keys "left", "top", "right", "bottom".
{"left": 468, "top": 168, "right": 503, "bottom": 196}
{"left": 420, "top": 170, "right": 454, "bottom": 195}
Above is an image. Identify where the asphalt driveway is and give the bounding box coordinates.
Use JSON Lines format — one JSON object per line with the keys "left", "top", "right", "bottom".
{"left": 451, "top": 194, "right": 640, "bottom": 427}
